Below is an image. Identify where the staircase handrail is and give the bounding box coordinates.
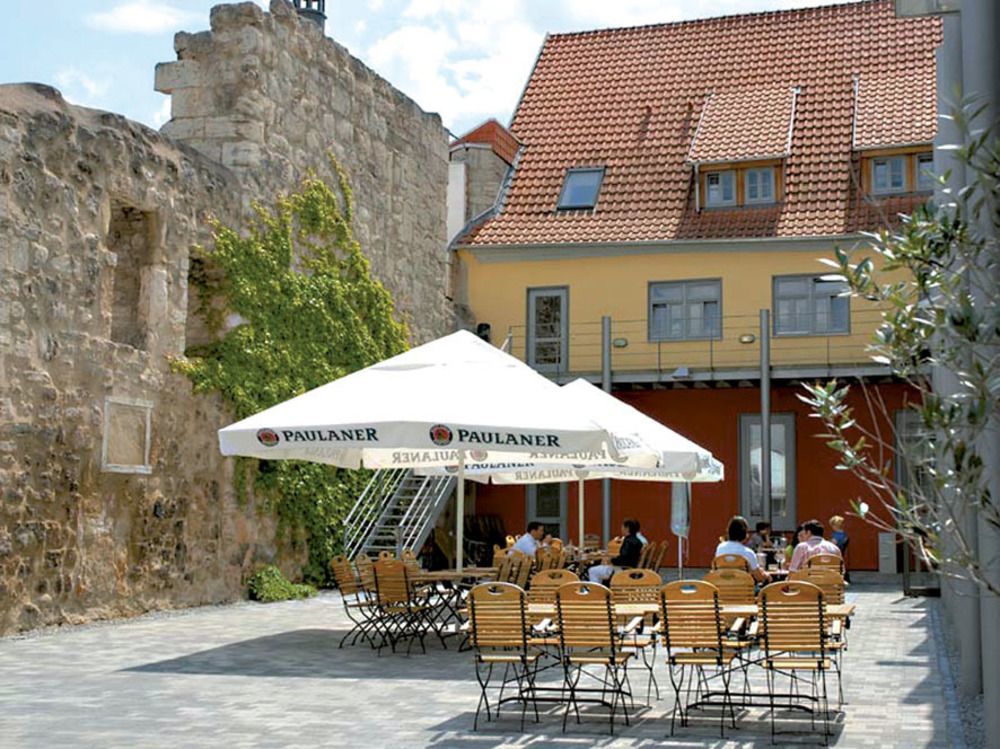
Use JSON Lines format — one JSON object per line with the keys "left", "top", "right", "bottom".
{"left": 343, "top": 468, "right": 407, "bottom": 559}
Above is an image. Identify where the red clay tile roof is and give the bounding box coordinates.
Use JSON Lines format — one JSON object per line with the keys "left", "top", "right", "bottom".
{"left": 689, "top": 86, "right": 797, "bottom": 163}
{"left": 451, "top": 118, "right": 521, "bottom": 166}
{"left": 461, "top": 0, "right": 939, "bottom": 247}
{"left": 853, "top": 71, "right": 938, "bottom": 149}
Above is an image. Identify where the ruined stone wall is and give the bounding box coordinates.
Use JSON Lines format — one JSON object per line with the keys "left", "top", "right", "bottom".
{"left": 0, "top": 84, "right": 287, "bottom": 634}
{"left": 155, "top": 0, "right": 452, "bottom": 343}
{"left": 450, "top": 145, "right": 509, "bottom": 223}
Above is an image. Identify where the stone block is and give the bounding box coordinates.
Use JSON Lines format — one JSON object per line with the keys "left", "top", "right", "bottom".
{"left": 203, "top": 117, "right": 264, "bottom": 142}
{"left": 154, "top": 61, "right": 203, "bottom": 94}
{"left": 221, "top": 141, "right": 262, "bottom": 169}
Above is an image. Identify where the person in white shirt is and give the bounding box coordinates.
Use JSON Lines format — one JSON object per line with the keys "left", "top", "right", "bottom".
{"left": 510, "top": 522, "right": 545, "bottom": 556}
{"left": 714, "top": 516, "right": 770, "bottom": 584}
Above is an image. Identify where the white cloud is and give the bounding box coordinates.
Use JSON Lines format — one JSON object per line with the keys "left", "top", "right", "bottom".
{"left": 366, "top": 0, "right": 543, "bottom": 132}
{"left": 152, "top": 96, "right": 172, "bottom": 128}
{"left": 85, "top": 1, "right": 200, "bottom": 35}
{"left": 54, "top": 68, "right": 111, "bottom": 107}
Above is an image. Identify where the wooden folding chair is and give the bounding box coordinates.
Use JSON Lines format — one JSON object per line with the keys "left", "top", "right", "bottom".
{"left": 468, "top": 582, "right": 542, "bottom": 730}
{"left": 610, "top": 568, "right": 661, "bottom": 703}
{"left": 637, "top": 542, "right": 654, "bottom": 570}
{"left": 759, "top": 581, "right": 833, "bottom": 743}
{"left": 556, "top": 582, "right": 635, "bottom": 734}
{"left": 649, "top": 540, "right": 669, "bottom": 571}
{"left": 789, "top": 567, "right": 848, "bottom": 703}
{"left": 704, "top": 568, "right": 755, "bottom": 605}
{"left": 527, "top": 568, "right": 579, "bottom": 605}
{"left": 330, "top": 555, "right": 379, "bottom": 649}
{"left": 607, "top": 537, "right": 623, "bottom": 557}
{"left": 711, "top": 553, "right": 750, "bottom": 571}
{"left": 659, "top": 580, "right": 738, "bottom": 737}
{"left": 807, "top": 553, "right": 845, "bottom": 576}
{"left": 372, "top": 558, "right": 444, "bottom": 655}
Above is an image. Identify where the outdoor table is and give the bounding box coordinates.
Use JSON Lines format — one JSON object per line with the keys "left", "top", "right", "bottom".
{"left": 414, "top": 567, "right": 497, "bottom": 633}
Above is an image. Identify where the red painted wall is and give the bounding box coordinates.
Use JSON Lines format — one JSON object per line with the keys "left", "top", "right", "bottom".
{"left": 475, "top": 381, "right": 917, "bottom": 570}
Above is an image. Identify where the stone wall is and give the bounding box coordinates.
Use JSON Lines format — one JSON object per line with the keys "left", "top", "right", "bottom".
{"left": 0, "top": 84, "right": 286, "bottom": 633}
{"left": 155, "top": 0, "right": 452, "bottom": 343}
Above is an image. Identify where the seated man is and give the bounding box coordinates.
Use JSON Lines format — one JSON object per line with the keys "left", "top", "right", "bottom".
{"left": 587, "top": 519, "right": 644, "bottom": 584}
{"left": 788, "top": 518, "right": 842, "bottom": 571}
{"left": 510, "top": 521, "right": 545, "bottom": 556}
{"left": 747, "top": 521, "right": 771, "bottom": 551}
{"left": 715, "top": 516, "right": 770, "bottom": 584}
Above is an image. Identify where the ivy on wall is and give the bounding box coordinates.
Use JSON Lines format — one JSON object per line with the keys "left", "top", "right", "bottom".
{"left": 175, "top": 158, "right": 409, "bottom": 584}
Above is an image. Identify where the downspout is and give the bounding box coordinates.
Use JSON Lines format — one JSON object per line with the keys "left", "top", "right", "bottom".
{"left": 694, "top": 163, "right": 700, "bottom": 212}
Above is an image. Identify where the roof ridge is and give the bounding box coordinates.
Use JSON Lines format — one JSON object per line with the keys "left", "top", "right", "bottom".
{"left": 546, "top": 0, "right": 885, "bottom": 41}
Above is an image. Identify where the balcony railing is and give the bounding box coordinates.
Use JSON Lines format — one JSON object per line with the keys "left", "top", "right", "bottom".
{"left": 506, "top": 308, "right": 889, "bottom": 383}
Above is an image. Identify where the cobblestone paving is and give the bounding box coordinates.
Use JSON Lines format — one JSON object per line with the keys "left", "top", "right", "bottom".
{"left": 0, "top": 584, "right": 957, "bottom": 747}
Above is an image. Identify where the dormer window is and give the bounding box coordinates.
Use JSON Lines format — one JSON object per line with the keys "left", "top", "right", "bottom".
{"left": 557, "top": 167, "right": 604, "bottom": 210}
{"left": 700, "top": 162, "right": 781, "bottom": 209}
{"left": 705, "top": 170, "right": 736, "bottom": 206}
{"left": 745, "top": 167, "right": 775, "bottom": 203}
{"left": 872, "top": 156, "right": 906, "bottom": 194}
{"left": 862, "top": 149, "right": 933, "bottom": 196}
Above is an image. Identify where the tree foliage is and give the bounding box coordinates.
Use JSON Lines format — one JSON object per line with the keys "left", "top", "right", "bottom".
{"left": 174, "top": 158, "right": 409, "bottom": 585}
{"left": 801, "top": 104, "right": 999, "bottom": 595}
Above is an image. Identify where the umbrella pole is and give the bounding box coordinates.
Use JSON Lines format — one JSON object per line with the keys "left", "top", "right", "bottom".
{"left": 578, "top": 478, "right": 585, "bottom": 548}
{"left": 456, "top": 453, "right": 465, "bottom": 572}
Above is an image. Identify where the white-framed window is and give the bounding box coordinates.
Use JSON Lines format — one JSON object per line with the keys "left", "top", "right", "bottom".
{"left": 527, "top": 287, "right": 568, "bottom": 372}
{"left": 916, "top": 152, "right": 935, "bottom": 192}
{"left": 872, "top": 156, "right": 907, "bottom": 194}
{"left": 705, "top": 170, "right": 736, "bottom": 206}
{"left": 557, "top": 167, "right": 605, "bottom": 210}
{"left": 649, "top": 279, "right": 722, "bottom": 341}
{"left": 773, "top": 275, "right": 850, "bottom": 335}
{"left": 101, "top": 396, "right": 153, "bottom": 474}
{"left": 744, "top": 167, "right": 775, "bottom": 203}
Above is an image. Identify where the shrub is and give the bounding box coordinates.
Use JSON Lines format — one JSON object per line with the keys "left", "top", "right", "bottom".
{"left": 247, "top": 565, "right": 317, "bottom": 603}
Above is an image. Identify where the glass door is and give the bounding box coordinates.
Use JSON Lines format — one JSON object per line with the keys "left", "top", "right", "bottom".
{"left": 739, "top": 413, "right": 796, "bottom": 531}
{"left": 526, "top": 287, "right": 568, "bottom": 373}
{"left": 526, "top": 483, "right": 567, "bottom": 542}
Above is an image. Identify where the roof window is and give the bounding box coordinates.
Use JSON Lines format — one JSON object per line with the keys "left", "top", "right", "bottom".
{"left": 557, "top": 167, "right": 604, "bottom": 210}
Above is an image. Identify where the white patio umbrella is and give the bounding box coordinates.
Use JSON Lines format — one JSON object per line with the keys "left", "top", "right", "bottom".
{"left": 218, "top": 331, "right": 658, "bottom": 569}
{"left": 418, "top": 378, "right": 723, "bottom": 549}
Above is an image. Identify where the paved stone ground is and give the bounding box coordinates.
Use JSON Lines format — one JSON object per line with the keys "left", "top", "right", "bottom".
{"left": 0, "top": 584, "right": 960, "bottom": 748}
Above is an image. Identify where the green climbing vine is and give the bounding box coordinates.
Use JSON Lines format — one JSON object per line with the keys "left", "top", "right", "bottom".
{"left": 174, "top": 157, "right": 409, "bottom": 585}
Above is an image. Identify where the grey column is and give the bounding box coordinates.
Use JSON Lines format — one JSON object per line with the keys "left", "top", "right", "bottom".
{"left": 961, "top": 0, "right": 1000, "bottom": 728}
{"left": 759, "top": 309, "right": 771, "bottom": 525}
{"left": 602, "top": 315, "right": 612, "bottom": 545}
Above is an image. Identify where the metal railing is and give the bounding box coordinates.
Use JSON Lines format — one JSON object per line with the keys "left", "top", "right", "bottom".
{"left": 393, "top": 473, "right": 456, "bottom": 556}
{"left": 343, "top": 468, "right": 407, "bottom": 560}
{"left": 507, "top": 307, "right": 888, "bottom": 381}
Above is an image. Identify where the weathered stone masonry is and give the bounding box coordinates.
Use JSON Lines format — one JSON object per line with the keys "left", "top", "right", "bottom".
{"left": 0, "top": 0, "right": 453, "bottom": 634}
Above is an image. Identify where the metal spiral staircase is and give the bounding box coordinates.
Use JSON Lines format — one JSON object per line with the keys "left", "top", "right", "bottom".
{"left": 342, "top": 468, "right": 456, "bottom": 560}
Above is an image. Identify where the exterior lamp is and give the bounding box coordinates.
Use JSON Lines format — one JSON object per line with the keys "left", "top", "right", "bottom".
{"left": 739, "top": 333, "right": 756, "bottom": 344}
{"left": 612, "top": 337, "right": 629, "bottom": 348}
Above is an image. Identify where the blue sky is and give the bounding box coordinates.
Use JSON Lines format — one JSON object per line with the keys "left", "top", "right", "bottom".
{"left": 1, "top": 0, "right": 854, "bottom": 137}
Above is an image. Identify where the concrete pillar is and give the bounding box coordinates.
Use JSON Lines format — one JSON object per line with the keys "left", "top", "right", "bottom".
{"left": 960, "top": 0, "right": 1000, "bottom": 733}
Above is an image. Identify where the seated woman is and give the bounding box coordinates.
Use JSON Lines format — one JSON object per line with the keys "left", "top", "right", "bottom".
{"left": 587, "top": 519, "right": 643, "bottom": 584}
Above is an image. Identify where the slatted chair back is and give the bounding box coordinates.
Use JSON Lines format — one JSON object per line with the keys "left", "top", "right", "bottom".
{"left": 610, "top": 568, "right": 662, "bottom": 605}
{"left": 354, "top": 554, "right": 375, "bottom": 591}
{"left": 377, "top": 550, "right": 395, "bottom": 561}
{"left": 808, "top": 553, "right": 845, "bottom": 575}
{"left": 607, "top": 537, "right": 623, "bottom": 556}
{"left": 637, "top": 541, "right": 654, "bottom": 569}
{"left": 711, "top": 553, "right": 750, "bottom": 571}
{"left": 704, "top": 568, "right": 756, "bottom": 605}
{"left": 527, "top": 568, "right": 579, "bottom": 604}
{"left": 583, "top": 533, "right": 601, "bottom": 551}
{"left": 330, "top": 555, "right": 362, "bottom": 596}
{"left": 506, "top": 535, "right": 517, "bottom": 547}
{"left": 759, "top": 581, "right": 827, "bottom": 654}
{"left": 512, "top": 552, "right": 532, "bottom": 588}
{"left": 373, "top": 558, "right": 412, "bottom": 606}
{"left": 556, "top": 582, "right": 616, "bottom": 650}
{"left": 789, "top": 567, "right": 845, "bottom": 605}
{"left": 549, "top": 537, "right": 564, "bottom": 552}
{"left": 495, "top": 553, "right": 516, "bottom": 583}
{"left": 401, "top": 548, "right": 421, "bottom": 574}
{"left": 659, "top": 580, "right": 724, "bottom": 652}
{"left": 649, "top": 540, "right": 669, "bottom": 570}
{"left": 469, "top": 582, "right": 529, "bottom": 652}
{"left": 492, "top": 544, "right": 506, "bottom": 567}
